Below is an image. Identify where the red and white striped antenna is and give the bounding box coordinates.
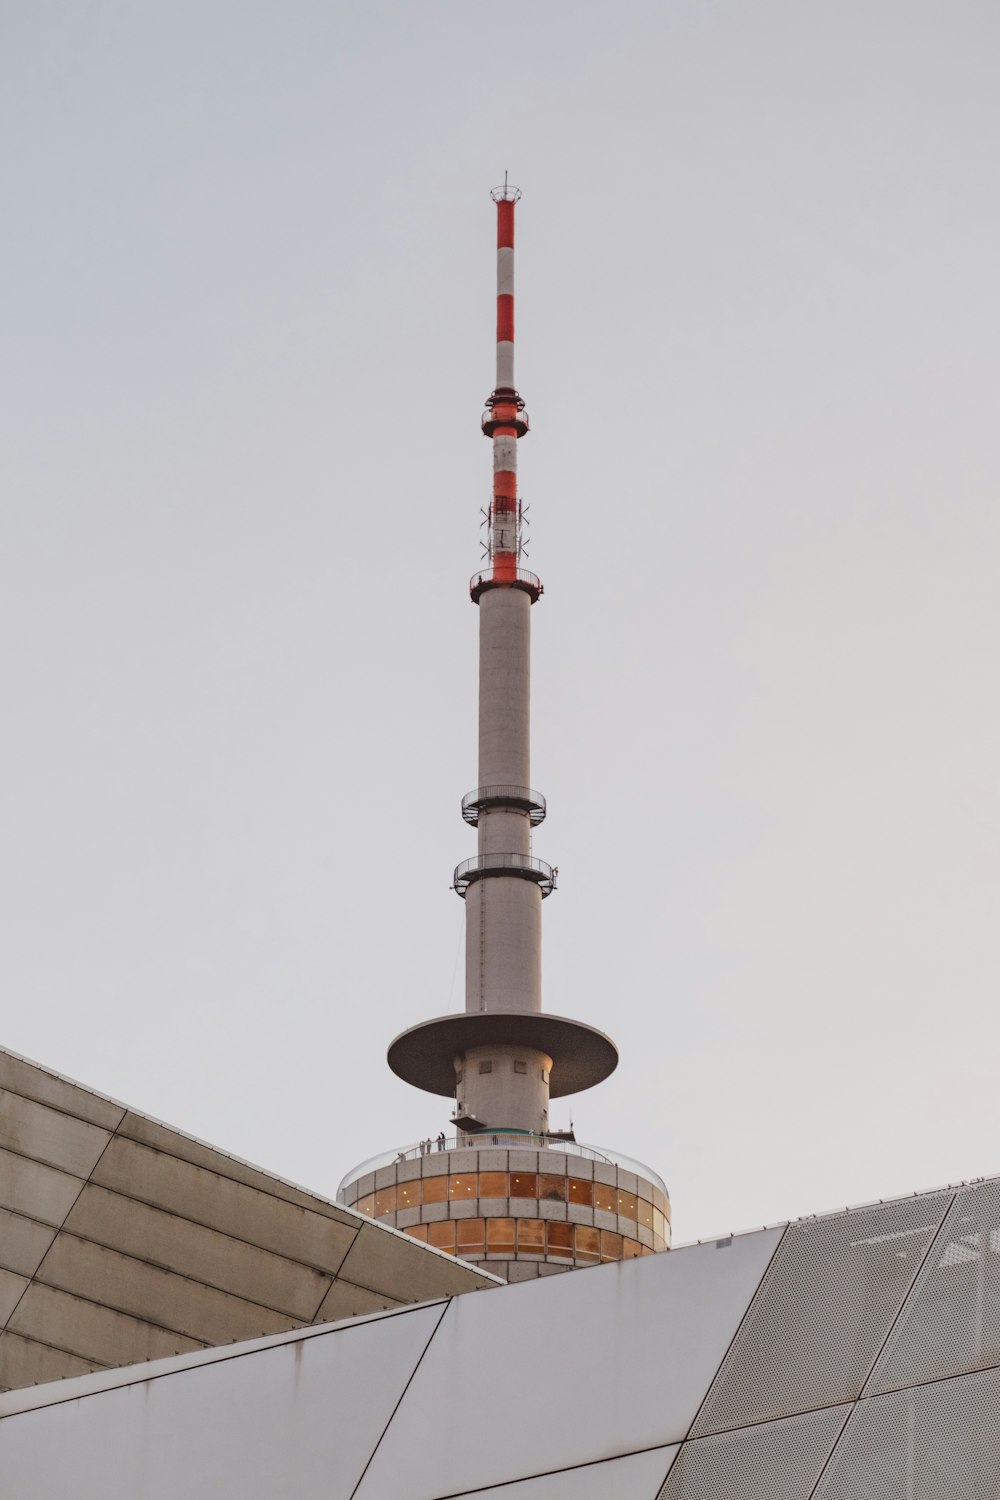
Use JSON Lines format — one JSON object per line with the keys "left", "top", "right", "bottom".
{"left": 479, "top": 176, "right": 533, "bottom": 592}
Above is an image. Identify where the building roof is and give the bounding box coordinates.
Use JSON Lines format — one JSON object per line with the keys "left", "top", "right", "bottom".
{"left": 2, "top": 1170, "right": 998, "bottom": 1496}
{"left": 0, "top": 1046, "right": 498, "bottom": 1391}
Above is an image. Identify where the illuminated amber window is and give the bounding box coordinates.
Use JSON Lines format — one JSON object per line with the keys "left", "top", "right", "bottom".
{"left": 622, "top": 1237, "right": 642, "bottom": 1258}
{"left": 576, "top": 1226, "right": 600, "bottom": 1264}
{"left": 479, "top": 1172, "right": 508, "bottom": 1198}
{"left": 567, "top": 1178, "right": 593, "bottom": 1207}
{"left": 396, "top": 1181, "right": 421, "bottom": 1209}
{"left": 600, "top": 1230, "right": 623, "bottom": 1262}
{"left": 355, "top": 1194, "right": 376, "bottom": 1218}
{"left": 421, "top": 1175, "right": 447, "bottom": 1204}
{"left": 457, "top": 1218, "right": 485, "bottom": 1254}
{"left": 617, "top": 1191, "right": 638, "bottom": 1220}
{"left": 374, "top": 1187, "right": 396, "bottom": 1217}
{"left": 593, "top": 1183, "right": 616, "bottom": 1214}
{"left": 637, "top": 1198, "right": 653, "bottom": 1228}
{"left": 487, "top": 1218, "right": 515, "bottom": 1253}
{"left": 509, "top": 1172, "right": 537, "bottom": 1199}
{"left": 404, "top": 1224, "right": 428, "bottom": 1242}
{"left": 547, "top": 1222, "right": 573, "bottom": 1259}
{"left": 449, "top": 1174, "right": 477, "bottom": 1199}
{"left": 653, "top": 1208, "right": 666, "bottom": 1240}
{"left": 517, "top": 1218, "right": 544, "bottom": 1254}
{"left": 538, "top": 1174, "right": 567, "bottom": 1202}
{"left": 428, "top": 1220, "right": 456, "bottom": 1253}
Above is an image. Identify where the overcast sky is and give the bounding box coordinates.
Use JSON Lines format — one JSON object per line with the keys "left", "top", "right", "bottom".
{"left": 2, "top": 1, "right": 998, "bottom": 1245}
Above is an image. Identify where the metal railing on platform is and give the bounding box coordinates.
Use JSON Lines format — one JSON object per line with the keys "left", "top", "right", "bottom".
{"left": 470, "top": 567, "right": 542, "bottom": 602}
{"left": 461, "top": 785, "right": 547, "bottom": 826}
{"left": 452, "top": 852, "right": 556, "bottom": 897}
{"left": 338, "top": 1135, "right": 667, "bottom": 1198}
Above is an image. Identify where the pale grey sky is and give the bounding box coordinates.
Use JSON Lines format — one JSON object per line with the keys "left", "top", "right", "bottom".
{"left": 2, "top": 1, "right": 998, "bottom": 1243}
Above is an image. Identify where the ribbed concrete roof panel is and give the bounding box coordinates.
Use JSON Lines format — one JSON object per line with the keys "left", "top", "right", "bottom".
{"left": 0, "top": 1047, "right": 498, "bottom": 1391}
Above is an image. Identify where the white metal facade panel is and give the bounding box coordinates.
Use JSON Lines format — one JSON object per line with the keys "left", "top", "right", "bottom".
{"left": 0, "top": 1303, "right": 445, "bottom": 1500}
{"left": 443, "top": 1445, "right": 679, "bottom": 1500}
{"left": 356, "top": 1230, "right": 783, "bottom": 1500}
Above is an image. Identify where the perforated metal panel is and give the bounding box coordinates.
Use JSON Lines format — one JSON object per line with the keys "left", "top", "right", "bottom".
{"left": 691, "top": 1193, "right": 953, "bottom": 1435}
{"left": 813, "top": 1364, "right": 1000, "bottom": 1499}
{"left": 866, "top": 1179, "right": 1000, "bottom": 1395}
{"left": 657, "top": 1406, "right": 849, "bottom": 1500}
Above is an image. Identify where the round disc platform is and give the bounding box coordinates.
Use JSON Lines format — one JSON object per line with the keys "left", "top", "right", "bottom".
{"left": 387, "top": 1012, "right": 619, "bottom": 1099}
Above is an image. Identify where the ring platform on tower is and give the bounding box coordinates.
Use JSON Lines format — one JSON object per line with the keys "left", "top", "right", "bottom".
{"left": 453, "top": 853, "right": 556, "bottom": 897}
{"left": 481, "top": 390, "right": 530, "bottom": 438}
{"left": 387, "top": 1012, "right": 619, "bottom": 1099}
{"left": 461, "top": 785, "right": 546, "bottom": 826}
{"left": 470, "top": 567, "right": 542, "bottom": 603}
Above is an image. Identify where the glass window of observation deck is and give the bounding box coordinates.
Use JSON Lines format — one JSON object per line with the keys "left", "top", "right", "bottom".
{"left": 487, "top": 1218, "right": 515, "bottom": 1253}
{"left": 617, "top": 1191, "right": 638, "bottom": 1220}
{"left": 479, "top": 1172, "right": 508, "bottom": 1198}
{"left": 600, "top": 1231, "right": 622, "bottom": 1262}
{"left": 509, "top": 1172, "right": 537, "bottom": 1199}
{"left": 374, "top": 1187, "right": 396, "bottom": 1217}
{"left": 576, "top": 1225, "right": 600, "bottom": 1263}
{"left": 457, "top": 1219, "right": 485, "bottom": 1254}
{"left": 547, "top": 1222, "right": 573, "bottom": 1259}
{"left": 449, "top": 1174, "right": 477, "bottom": 1199}
{"left": 428, "top": 1220, "right": 456, "bottom": 1253}
{"left": 593, "top": 1183, "right": 615, "bottom": 1214}
{"left": 567, "top": 1178, "right": 593, "bottom": 1207}
{"left": 517, "top": 1218, "right": 544, "bottom": 1254}
{"left": 538, "top": 1174, "right": 567, "bottom": 1202}
{"left": 422, "top": 1175, "right": 447, "bottom": 1204}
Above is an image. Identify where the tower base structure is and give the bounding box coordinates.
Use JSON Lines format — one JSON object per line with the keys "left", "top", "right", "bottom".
{"left": 337, "top": 1136, "right": 670, "bottom": 1284}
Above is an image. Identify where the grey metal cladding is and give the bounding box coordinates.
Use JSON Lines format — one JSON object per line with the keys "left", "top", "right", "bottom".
{"left": 813, "top": 1364, "right": 1000, "bottom": 1500}
{"left": 443, "top": 1447, "right": 680, "bottom": 1500}
{"left": 865, "top": 1179, "right": 1000, "bottom": 1396}
{"left": 658, "top": 1406, "right": 849, "bottom": 1500}
{"left": 691, "top": 1193, "right": 953, "bottom": 1435}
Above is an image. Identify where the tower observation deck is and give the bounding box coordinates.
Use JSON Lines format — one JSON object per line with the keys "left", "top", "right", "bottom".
{"left": 337, "top": 186, "right": 669, "bottom": 1280}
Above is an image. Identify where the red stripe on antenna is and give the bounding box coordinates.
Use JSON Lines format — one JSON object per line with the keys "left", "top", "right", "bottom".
{"left": 496, "top": 295, "right": 514, "bottom": 344}
{"left": 497, "top": 200, "right": 515, "bottom": 248}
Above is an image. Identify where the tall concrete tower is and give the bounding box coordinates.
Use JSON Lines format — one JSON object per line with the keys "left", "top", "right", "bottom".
{"left": 338, "top": 186, "right": 670, "bottom": 1281}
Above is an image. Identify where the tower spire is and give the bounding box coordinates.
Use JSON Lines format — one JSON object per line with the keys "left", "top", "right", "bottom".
{"left": 338, "top": 187, "right": 670, "bottom": 1278}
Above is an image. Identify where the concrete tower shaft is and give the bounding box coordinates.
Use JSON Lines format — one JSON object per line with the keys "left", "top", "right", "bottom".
{"left": 385, "top": 184, "right": 618, "bottom": 1138}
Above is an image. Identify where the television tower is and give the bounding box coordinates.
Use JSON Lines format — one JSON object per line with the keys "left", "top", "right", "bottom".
{"left": 338, "top": 185, "right": 670, "bottom": 1280}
